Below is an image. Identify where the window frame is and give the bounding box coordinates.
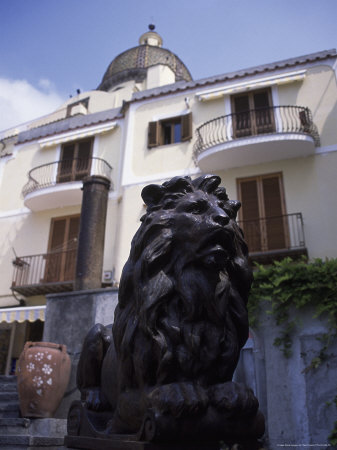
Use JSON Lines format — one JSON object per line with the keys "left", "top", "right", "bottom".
{"left": 66, "top": 98, "right": 89, "bottom": 117}
{"left": 231, "top": 88, "right": 275, "bottom": 138}
{"left": 148, "top": 112, "right": 192, "bottom": 148}
{"left": 237, "top": 172, "right": 289, "bottom": 252}
{"left": 43, "top": 214, "right": 80, "bottom": 283}
{"left": 57, "top": 138, "right": 93, "bottom": 183}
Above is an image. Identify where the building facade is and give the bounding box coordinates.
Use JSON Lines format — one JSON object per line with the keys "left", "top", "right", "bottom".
{"left": 0, "top": 26, "right": 336, "bottom": 408}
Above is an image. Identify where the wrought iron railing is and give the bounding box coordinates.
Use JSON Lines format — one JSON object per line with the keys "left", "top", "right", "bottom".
{"left": 22, "top": 157, "right": 112, "bottom": 197}
{"left": 237, "top": 212, "right": 305, "bottom": 254}
{"left": 11, "top": 249, "right": 77, "bottom": 289}
{"left": 194, "top": 106, "right": 320, "bottom": 161}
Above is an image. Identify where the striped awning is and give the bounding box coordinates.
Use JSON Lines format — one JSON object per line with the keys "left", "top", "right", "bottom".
{"left": 38, "top": 122, "right": 117, "bottom": 148}
{"left": 0, "top": 306, "right": 46, "bottom": 324}
{"left": 196, "top": 69, "right": 307, "bottom": 102}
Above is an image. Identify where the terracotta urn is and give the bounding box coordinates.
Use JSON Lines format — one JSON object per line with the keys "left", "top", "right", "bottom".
{"left": 17, "top": 341, "right": 71, "bottom": 418}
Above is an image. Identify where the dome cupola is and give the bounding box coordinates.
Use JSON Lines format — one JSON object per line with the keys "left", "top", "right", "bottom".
{"left": 138, "top": 24, "right": 163, "bottom": 47}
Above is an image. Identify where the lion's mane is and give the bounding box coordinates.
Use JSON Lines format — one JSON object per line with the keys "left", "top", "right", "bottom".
{"left": 113, "top": 175, "right": 252, "bottom": 394}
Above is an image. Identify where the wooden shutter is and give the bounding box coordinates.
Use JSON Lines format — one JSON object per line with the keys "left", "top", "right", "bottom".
{"left": 58, "top": 139, "right": 93, "bottom": 183}
{"left": 64, "top": 216, "right": 80, "bottom": 280}
{"left": 253, "top": 90, "right": 275, "bottom": 134}
{"left": 232, "top": 88, "right": 274, "bottom": 137}
{"left": 67, "top": 216, "right": 80, "bottom": 249}
{"left": 232, "top": 94, "right": 251, "bottom": 138}
{"left": 44, "top": 218, "right": 67, "bottom": 282}
{"left": 75, "top": 139, "right": 92, "bottom": 180}
{"left": 58, "top": 144, "right": 75, "bottom": 183}
{"left": 49, "top": 219, "right": 67, "bottom": 252}
{"left": 148, "top": 121, "right": 160, "bottom": 148}
{"left": 181, "top": 112, "right": 192, "bottom": 142}
{"left": 262, "top": 176, "right": 286, "bottom": 250}
{"left": 239, "top": 180, "right": 262, "bottom": 252}
{"left": 238, "top": 173, "right": 287, "bottom": 253}
{"left": 44, "top": 216, "right": 80, "bottom": 283}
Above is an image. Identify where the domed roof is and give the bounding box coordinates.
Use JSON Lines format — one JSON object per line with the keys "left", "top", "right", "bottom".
{"left": 97, "top": 26, "right": 192, "bottom": 92}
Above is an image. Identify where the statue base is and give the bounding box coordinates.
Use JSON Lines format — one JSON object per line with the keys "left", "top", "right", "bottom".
{"left": 65, "top": 435, "right": 227, "bottom": 449}
{"left": 64, "top": 401, "right": 264, "bottom": 450}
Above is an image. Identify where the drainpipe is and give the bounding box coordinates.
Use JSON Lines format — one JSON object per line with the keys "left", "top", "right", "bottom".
{"left": 74, "top": 175, "right": 111, "bottom": 291}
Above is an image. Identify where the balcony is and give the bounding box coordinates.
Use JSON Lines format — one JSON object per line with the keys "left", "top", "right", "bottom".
{"left": 238, "top": 212, "right": 307, "bottom": 264}
{"left": 11, "top": 249, "right": 76, "bottom": 296}
{"left": 23, "top": 157, "right": 112, "bottom": 211}
{"left": 194, "top": 106, "right": 320, "bottom": 171}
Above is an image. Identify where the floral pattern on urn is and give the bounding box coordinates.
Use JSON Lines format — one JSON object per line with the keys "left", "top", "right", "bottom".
{"left": 17, "top": 341, "right": 71, "bottom": 418}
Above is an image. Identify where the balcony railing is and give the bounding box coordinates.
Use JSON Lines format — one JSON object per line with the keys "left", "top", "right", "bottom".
{"left": 194, "top": 106, "right": 320, "bottom": 161}
{"left": 11, "top": 249, "right": 76, "bottom": 296}
{"left": 237, "top": 212, "right": 307, "bottom": 263}
{"left": 22, "top": 157, "right": 112, "bottom": 197}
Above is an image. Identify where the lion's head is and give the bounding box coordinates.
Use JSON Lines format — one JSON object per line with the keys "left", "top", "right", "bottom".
{"left": 114, "top": 175, "right": 252, "bottom": 390}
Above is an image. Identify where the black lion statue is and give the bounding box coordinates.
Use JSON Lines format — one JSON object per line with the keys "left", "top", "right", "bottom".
{"left": 66, "top": 175, "right": 264, "bottom": 448}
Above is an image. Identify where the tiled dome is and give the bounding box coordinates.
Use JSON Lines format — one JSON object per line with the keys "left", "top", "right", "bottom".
{"left": 97, "top": 27, "right": 192, "bottom": 92}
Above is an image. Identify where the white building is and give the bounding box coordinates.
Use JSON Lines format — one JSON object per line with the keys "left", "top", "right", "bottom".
{"left": 0, "top": 26, "right": 336, "bottom": 378}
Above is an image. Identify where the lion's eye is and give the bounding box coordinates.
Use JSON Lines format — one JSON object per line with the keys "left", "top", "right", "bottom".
{"left": 185, "top": 200, "right": 207, "bottom": 214}
{"left": 218, "top": 201, "right": 234, "bottom": 218}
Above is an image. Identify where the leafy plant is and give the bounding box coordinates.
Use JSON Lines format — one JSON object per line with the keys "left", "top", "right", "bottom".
{"left": 248, "top": 257, "right": 337, "bottom": 358}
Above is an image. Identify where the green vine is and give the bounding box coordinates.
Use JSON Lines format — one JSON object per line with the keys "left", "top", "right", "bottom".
{"left": 248, "top": 257, "right": 337, "bottom": 358}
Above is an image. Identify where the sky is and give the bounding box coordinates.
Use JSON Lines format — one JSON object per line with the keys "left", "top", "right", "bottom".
{"left": 1, "top": 0, "right": 337, "bottom": 131}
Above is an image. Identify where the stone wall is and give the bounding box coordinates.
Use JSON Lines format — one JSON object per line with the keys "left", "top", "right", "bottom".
{"left": 43, "top": 288, "right": 118, "bottom": 418}
{"left": 235, "top": 305, "right": 337, "bottom": 449}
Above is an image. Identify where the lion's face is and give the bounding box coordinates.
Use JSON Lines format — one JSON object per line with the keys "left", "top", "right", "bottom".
{"left": 171, "top": 190, "right": 236, "bottom": 271}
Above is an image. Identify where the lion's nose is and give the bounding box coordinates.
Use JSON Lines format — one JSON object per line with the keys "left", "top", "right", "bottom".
{"left": 213, "top": 212, "right": 230, "bottom": 226}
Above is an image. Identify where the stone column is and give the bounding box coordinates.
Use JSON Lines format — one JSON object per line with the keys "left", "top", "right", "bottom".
{"left": 74, "top": 175, "right": 111, "bottom": 291}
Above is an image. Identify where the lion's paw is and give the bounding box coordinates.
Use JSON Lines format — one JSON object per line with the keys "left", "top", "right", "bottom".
{"left": 208, "top": 382, "right": 258, "bottom": 417}
{"left": 148, "top": 382, "right": 208, "bottom": 418}
{"left": 83, "top": 387, "right": 108, "bottom": 411}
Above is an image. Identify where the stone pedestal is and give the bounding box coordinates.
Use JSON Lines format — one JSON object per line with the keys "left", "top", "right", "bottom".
{"left": 43, "top": 288, "right": 118, "bottom": 418}
{"left": 64, "top": 436, "right": 233, "bottom": 449}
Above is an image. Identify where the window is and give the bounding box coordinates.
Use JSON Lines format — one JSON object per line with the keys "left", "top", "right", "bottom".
{"left": 231, "top": 89, "right": 275, "bottom": 138}
{"left": 66, "top": 98, "right": 89, "bottom": 117}
{"left": 43, "top": 215, "right": 80, "bottom": 283}
{"left": 57, "top": 138, "right": 93, "bottom": 183}
{"left": 148, "top": 112, "right": 192, "bottom": 148}
{"left": 237, "top": 173, "right": 288, "bottom": 253}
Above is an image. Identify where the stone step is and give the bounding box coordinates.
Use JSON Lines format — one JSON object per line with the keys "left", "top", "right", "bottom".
{"left": 0, "top": 434, "right": 64, "bottom": 447}
{"left": 0, "top": 417, "right": 67, "bottom": 436}
{"left": 0, "top": 381, "right": 18, "bottom": 393}
{"left": 0, "top": 391, "right": 19, "bottom": 402}
{"left": 0, "top": 375, "right": 17, "bottom": 383}
{"left": 0, "top": 418, "right": 67, "bottom": 449}
{"left": 29, "top": 418, "right": 67, "bottom": 437}
{"left": 0, "top": 402, "right": 21, "bottom": 418}
{"left": 0, "top": 418, "right": 31, "bottom": 435}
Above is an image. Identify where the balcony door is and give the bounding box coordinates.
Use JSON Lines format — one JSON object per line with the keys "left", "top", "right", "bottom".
{"left": 44, "top": 215, "right": 80, "bottom": 283}
{"left": 237, "top": 173, "right": 288, "bottom": 253}
{"left": 232, "top": 89, "right": 275, "bottom": 138}
{"left": 57, "top": 138, "right": 93, "bottom": 183}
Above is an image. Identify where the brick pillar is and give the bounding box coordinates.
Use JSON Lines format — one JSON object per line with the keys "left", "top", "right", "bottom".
{"left": 74, "top": 175, "right": 111, "bottom": 291}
